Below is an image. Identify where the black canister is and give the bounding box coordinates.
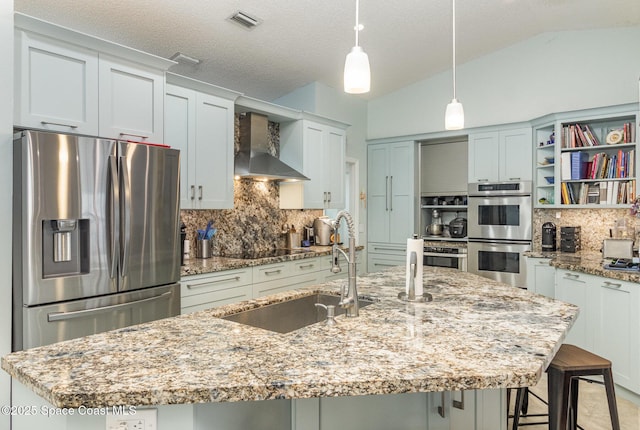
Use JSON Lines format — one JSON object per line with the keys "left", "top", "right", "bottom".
{"left": 542, "top": 222, "right": 556, "bottom": 252}
{"left": 180, "top": 222, "right": 187, "bottom": 266}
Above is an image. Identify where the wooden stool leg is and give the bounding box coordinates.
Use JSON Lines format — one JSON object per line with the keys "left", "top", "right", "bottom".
{"left": 602, "top": 369, "right": 621, "bottom": 430}
{"left": 548, "top": 367, "right": 572, "bottom": 430}
{"left": 569, "top": 377, "right": 579, "bottom": 430}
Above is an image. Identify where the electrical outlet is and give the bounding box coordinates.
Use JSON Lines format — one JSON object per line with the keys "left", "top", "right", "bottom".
{"left": 105, "top": 408, "right": 156, "bottom": 430}
{"left": 555, "top": 211, "right": 561, "bottom": 219}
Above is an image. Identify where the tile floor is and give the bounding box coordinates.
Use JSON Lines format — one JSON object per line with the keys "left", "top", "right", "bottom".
{"left": 507, "top": 375, "right": 640, "bottom": 430}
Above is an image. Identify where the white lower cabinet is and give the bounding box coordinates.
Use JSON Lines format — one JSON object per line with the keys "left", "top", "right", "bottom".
{"left": 554, "top": 269, "right": 592, "bottom": 350}
{"left": 592, "top": 276, "right": 640, "bottom": 393}
{"left": 367, "top": 243, "right": 406, "bottom": 273}
{"left": 180, "top": 268, "right": 252, "bottom": 314}
{"left": 525, "top": 257, "right": 555, "bottom": 298}
{"left": 553, "top": 268, "right": 640, "bottom": 394}
{"left": 293, "top": 390, "right": 506, "bottom": 430}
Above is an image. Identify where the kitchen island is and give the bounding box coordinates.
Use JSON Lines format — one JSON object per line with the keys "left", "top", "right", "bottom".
{"left": 3, "top": 266, "right": 578, "bottom": 430}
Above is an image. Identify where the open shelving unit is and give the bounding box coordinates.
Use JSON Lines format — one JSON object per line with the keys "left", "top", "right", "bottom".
{"left": 533, "top": 104, "right": 638, "bottom": 209}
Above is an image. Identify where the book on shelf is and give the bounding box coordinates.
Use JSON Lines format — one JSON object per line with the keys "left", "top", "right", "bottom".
{"left": 561, "top": 152, "right": 571, "bottom": 180}
{"left": 570, "top": 152, "right": 589, "bottom": 179}
{"left": 561, "top": 180, "right": 636, "bottom": 205}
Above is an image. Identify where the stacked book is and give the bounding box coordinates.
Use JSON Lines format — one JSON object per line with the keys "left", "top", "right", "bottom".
{"left": 561, "top": 180, "right": 635, "bottom": 205}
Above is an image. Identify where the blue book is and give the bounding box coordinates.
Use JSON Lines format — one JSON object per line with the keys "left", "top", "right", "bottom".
{"left": 570, "top": 152, "right": 588, "bottom": 180}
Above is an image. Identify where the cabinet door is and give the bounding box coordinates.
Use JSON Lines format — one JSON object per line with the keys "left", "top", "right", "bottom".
{"left": 302, "top": 123, "right": 327, "bottom": 209}
{"left": 593, "top": 278, "right": 640, "bottom": 392}
{"left": 180, "top": 269, "right": 252, "bottom": 314}
{"left": 99, "top": 55, "right": 164, "bottom": 142}
{"left": 468, "top": 132, "right": 500, "bottom": 182}
{"left": 499, "top": 128, "right": 532, "bottom": 181}
{"left": 555, "top": 270, "right": 590, "bottom": 349}
{"left": 14, "top": 30, "right": 99, "bottom": 135}
{"left": 326, "top": 127, "right": 346, "bottom": 209}
{"left": 367, "top": 144, "right": 390, "bottom": 243}
{"left": 194, "top": 93, "right": 235, "bottom": 209}
{"left": 525, "top": 258, "right": 555, "bottom": 298}
{"left": 388, "top": 141, "right": 415, "bottom": 243}
{"left": 165, "top": 85, "right": 196, "bottom": 208}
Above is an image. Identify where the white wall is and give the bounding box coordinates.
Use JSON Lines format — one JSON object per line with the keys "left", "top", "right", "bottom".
{"left": 0, "top": 3, "right": 13, "bottom": 430}
{"left": 368, "top": 26, "right": 640, "bottom": 139}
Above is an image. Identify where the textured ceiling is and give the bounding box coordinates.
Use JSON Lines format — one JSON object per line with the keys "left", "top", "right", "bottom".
{"left": 13, "top": 0, "right": 640, "bottom": 101}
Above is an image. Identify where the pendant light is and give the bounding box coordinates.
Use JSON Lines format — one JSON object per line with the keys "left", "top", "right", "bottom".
{"left": 445, "top": 0, "right": 464, "bottom": 130}
{"left": 344, "top": 0, "right": 370, "bottom": 94}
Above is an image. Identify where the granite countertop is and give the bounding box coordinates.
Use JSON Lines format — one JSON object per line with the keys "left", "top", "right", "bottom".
{"left": 181, "top": 245, "right": 363, "bottom": 277}
{"left": 2, "top": 266, "right": 577, "bottom": 409}
{"left": 526, "top": 250, "right": 640, "bottom": 283}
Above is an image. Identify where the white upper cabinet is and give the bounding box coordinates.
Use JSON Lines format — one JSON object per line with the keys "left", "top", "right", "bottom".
{"left": 165, "top": 75, "right": 239, "bottom": 209}
{"left": 14, "top": 14, "right": 173, "bottom": 141}
{"left": 280, "top": 117, "right": 348, "bottom": 209}
{"left": 99, "top": 55, "right": 165, "bottom": 142}
{"left": 468, "top": 127, "right": 532, "bottom": 182}
{"left": 14, "top": 30, "right": 99, "bottom": 135}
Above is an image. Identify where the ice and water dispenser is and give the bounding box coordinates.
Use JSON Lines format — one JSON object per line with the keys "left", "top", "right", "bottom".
{"left": 41, "top": 218, "right": 90, "bottom": 278}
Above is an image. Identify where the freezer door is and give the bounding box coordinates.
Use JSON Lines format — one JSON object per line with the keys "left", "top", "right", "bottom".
{"left": 13, "top": 131, "right": 118, "bottom": 306}
{"left": 17, "top": 283, "right": 180, "bottom": 351}
{"left": 118, "top": 142, "right": 180, "bottom": 291}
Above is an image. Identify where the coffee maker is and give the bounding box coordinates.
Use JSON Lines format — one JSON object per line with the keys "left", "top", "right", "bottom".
{"left": 542, "top": 222, "right": 556, "bottom": 252}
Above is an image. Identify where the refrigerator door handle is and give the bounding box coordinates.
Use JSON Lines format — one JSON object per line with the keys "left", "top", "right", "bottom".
{"left": 119, "top": 156, "right": 132, "bottom": 277}
{"left": 47, "top": 291, "right": 173, "bottom": 322}
{"left": 108, "top": 155, "right": 119, "bottom": 280}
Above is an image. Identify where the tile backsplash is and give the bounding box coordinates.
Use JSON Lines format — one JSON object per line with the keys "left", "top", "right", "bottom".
{"left": 181, "top": 113, "right": 321, "bottom": 256}
{"left": 534, "top": 208, "right": 639, "bottom": 252}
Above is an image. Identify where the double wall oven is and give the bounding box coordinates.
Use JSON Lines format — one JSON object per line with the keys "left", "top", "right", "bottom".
{"left": 467, "top": 182, "right": 532, "bottom": 287}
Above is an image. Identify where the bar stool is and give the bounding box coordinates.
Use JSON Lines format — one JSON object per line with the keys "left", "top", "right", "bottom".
{"left": 511, "top": 344, "right": 621, "bottom": 430}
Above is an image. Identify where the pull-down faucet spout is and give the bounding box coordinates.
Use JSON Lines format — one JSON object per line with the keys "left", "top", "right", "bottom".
{"left": 331, "top": 210, "right": 359, "bottom": 317}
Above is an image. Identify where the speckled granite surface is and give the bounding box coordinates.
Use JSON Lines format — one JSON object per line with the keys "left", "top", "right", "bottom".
{"left": 526, "top": 250, "right": 640, "bottom": 283}
{"left": 2, "top": 266, "right": 577, "bottom": 409}
{"left": 181, "top": 246, "right": 363, "bottom": 277}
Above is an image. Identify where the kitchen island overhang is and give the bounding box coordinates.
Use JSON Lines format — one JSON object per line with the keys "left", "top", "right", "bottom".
{"left": 2, "top": 266, "right": 578, "bottom": 409}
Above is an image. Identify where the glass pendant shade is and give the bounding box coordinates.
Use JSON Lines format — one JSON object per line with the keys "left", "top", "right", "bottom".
{"left": 445, "top": 98, "right": 464, "bottom": 130}
{"left": 344, "top": 46, "right": 370, "bottom": 94}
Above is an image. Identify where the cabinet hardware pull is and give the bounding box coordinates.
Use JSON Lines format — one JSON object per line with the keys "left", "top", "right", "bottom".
{"left": 389, "top": 176, "right": 393, "bottom": 211}
{"left": 119, "top": 132, "right": 148, "bottom": 140}
{"left": 564, "top": 273, "right": 579, "bottom": 279}
{"left": 198, "top": 185, "right": 203, "bottom": 200}
{"left": 40, "top": 121, "right": 78, "bottom": 129}
{"left": 190, "top": 185, "right": 195, "bottom": 200}
{"left": 602, "top": 281, "right": 623, "bottom": 290}
{"left": 264, "top": 269, "right": 282, "bottom": 275}
{"left": 299, "top": 264, "right": 315, "bottom": 269}
{"left": 373, "top": 247, "right": 404, "bottom": 252}
{"left": 437, "top": 392, "right": 446, "bottom": 418}
{"left": 452, "top": 390, "right": 465, "bottom": 410}
{"left": 509, "top": 177, "right": 521, "bottom": 180}
{"left": 478, "top": 178, "right": 489, "bottom": 182}
{"left": 385, "top": 176, "right": 389, "bottom": 211}
{"left": 375, "top": 263, "right": 398, "bottom": 267}
{"left": 328, "top": 191, "right": 331, "bottom": 203}
{"left": 187, "top": 276, "right": 241, "bottom": 288}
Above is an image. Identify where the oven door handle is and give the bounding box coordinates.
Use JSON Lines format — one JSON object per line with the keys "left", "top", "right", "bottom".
{"left": 423, "top": 252, "right": 468, "bottom": 258}
{"left": 467, "top": 239, "right": 532, "bottom": 246}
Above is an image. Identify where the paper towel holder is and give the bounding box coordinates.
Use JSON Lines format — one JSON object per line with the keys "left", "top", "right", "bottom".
{"left": 398, "top": 291, "right": 433, "bottom": 302}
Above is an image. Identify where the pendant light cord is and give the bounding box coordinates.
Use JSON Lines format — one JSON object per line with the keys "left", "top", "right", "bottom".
{"left": 452, "top": 0, "right": 456, "bottom": 99}
{"left": 355, "top": 0, "right": 360, "bottom": 47}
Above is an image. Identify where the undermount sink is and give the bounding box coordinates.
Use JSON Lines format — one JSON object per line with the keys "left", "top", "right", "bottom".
{"left": 221, "top": 293, "right": 374, "bottom": 333}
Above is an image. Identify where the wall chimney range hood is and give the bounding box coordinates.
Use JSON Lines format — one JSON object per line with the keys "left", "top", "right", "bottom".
{"left": 235, "top": 112, "right": 309, "bottom": 182}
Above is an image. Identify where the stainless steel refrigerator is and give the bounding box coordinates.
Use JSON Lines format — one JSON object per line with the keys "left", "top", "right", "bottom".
{"left": 13, "top": 130, "right": 181, "bottom": 350}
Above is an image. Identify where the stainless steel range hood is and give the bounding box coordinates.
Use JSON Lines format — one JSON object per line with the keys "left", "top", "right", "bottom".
{"left": 234, "top": 112, "right": 309, "bottom": 182}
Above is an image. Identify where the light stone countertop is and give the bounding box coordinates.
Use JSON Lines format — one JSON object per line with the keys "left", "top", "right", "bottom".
{"left": 181, "top": 245, "right": 362, "bottom": 277}
{"left": 1, "top": 266, "right": 577, "bottom": 409}
{"left": 526, "top": 250, "right": 640, "bottom": 283}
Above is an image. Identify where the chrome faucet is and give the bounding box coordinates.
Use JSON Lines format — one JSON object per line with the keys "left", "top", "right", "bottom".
{"left": 330, "top": 210, "right": 359, "bottom": 317}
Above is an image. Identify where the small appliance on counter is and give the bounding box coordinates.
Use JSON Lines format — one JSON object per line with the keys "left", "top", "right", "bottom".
{"left": 560, "top": 226, "right": 581, "bottom": 253}
{"left": 542, "top": 222, "right": 556, "bottom": 252}
{"left": 426, "top": 209, "right": 445, "bottom": 236}
{"left": 448, "top": 215, "right": 467, "bottom": 238}
{"left": 313, "top": 216, "right": 334, "bottom": 246}
{"left": 602, "top": 239, "right": 634, "bottom": 259}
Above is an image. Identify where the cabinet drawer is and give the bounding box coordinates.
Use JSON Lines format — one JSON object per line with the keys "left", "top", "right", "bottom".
{"left": 181, "top": 269, "right": 252, "bottom": 298}
{"left": 253, "top": 273, "right": 318, "bottom": 298}
{"left": 181, "top": 285, "right": 252, "bottom": 314}
{"left": 253, "top": 262, "right": 291, "bottom": 283}
{"left": 291, "top": 258, "right": 323, "bottom": 275}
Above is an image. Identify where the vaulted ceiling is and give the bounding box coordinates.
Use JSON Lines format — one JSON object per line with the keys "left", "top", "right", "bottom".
{"left": 14, "top": 0, "right": 640, "bottom": 101}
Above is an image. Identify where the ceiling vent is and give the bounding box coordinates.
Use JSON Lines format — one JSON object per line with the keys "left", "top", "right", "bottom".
{"left": 227, "top": 11, "right": 262, "bottom": 29}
